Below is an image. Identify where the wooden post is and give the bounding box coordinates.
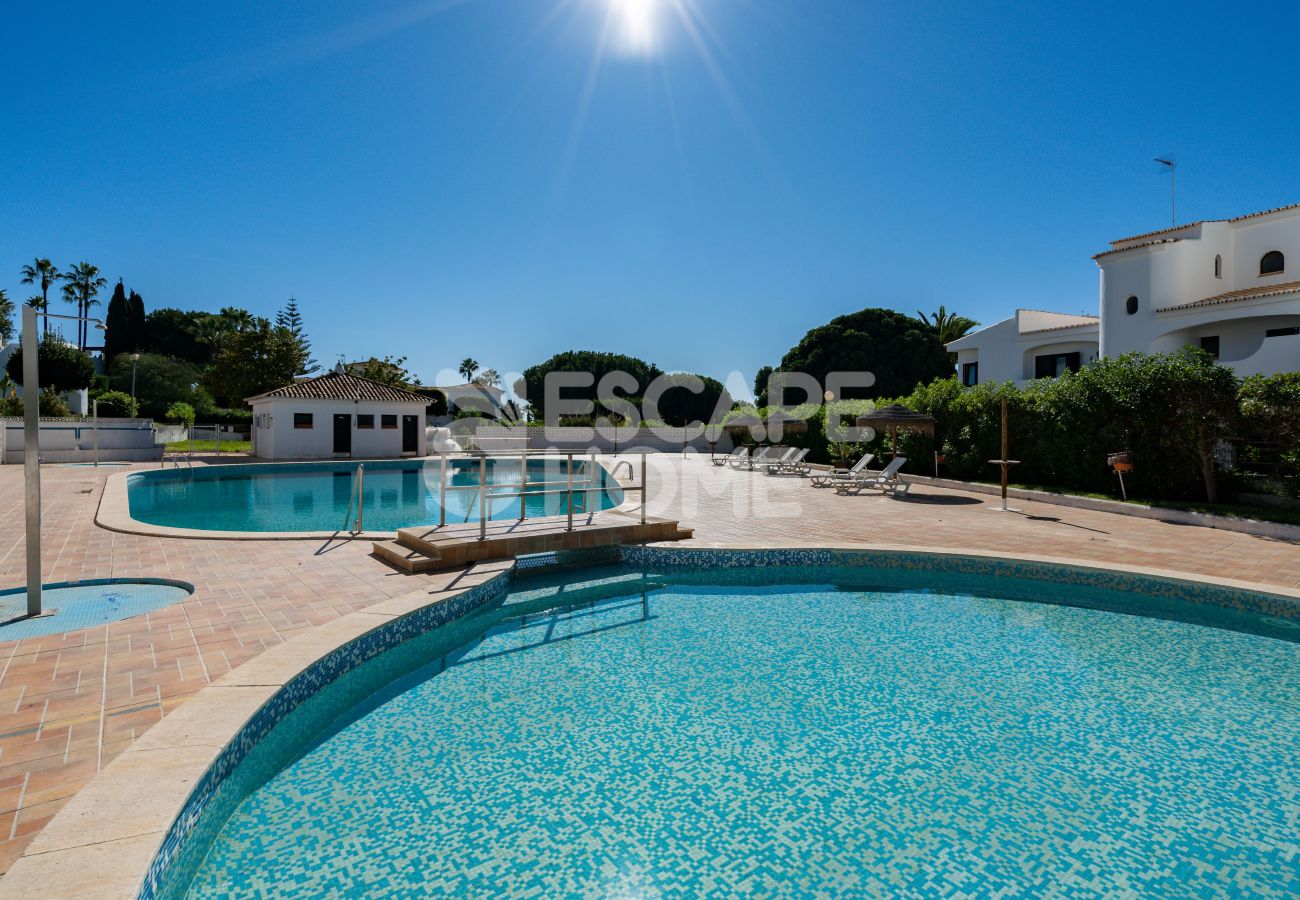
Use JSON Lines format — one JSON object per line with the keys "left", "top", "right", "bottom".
{"left": 1000, "top": 398, "right": 1008, "bottom": 510}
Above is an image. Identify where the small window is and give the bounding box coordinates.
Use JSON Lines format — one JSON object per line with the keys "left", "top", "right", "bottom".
{"left": 1214, "top": 254, "right": 1222, "bottom": 278}
{"left": 1034, "top": 352, "right": 1082, "bottom": 379}
{"left": 1199, "top": 335, "right": 1220, "bottom": 359}
{"left": 1260, "top": 251, "right": 1285, "bottom": 275}
{"left": 357, "top": 414, "right": 375, "bottom": 429}
{"left": 293, "top": 413, "right": 313, "bottom": 429}
{"left": 1125, "top": 296, "right": 1139, "bottom": 315}
{"left": 1265, "top": 326, "right": 1300, "bottom": 338}
{"left": 961, "top": 362, "right": 978, "bottom": 387}
{"left": 381, "top": 414, "right": 398, "bottom": 429}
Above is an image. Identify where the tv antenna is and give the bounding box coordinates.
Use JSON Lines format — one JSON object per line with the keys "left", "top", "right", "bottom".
{"left": 1154, "top": 155, "right": 1177, "bottom": 225}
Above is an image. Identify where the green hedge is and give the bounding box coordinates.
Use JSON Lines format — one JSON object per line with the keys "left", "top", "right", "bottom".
{"left": 887, "top": 350, "right": 1243, "bottom": 502}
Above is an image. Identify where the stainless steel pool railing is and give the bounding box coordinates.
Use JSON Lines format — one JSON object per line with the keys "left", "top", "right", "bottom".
{"left": 432, "top": 449, "right": 649, "bottom": 541}
{"left": 344, "top": 464, "right": 365, "bottom": 535}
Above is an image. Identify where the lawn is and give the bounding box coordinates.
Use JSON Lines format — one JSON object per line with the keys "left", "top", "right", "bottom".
{"left": 164, "top": 439, "right": 253, "bottom": 453}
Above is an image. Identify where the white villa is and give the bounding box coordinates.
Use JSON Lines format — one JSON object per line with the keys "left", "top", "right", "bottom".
{"left": 951, "top": 202, "right": 1300, "bottom": 384}
{"left": 248, "top": 368, "right": 429, "bottom": 460}
{"left": 435, "top": 382, "right": 506, "bottom": 417}
{"left": 948, "top": 310, "right": 1099, "bottom": 386}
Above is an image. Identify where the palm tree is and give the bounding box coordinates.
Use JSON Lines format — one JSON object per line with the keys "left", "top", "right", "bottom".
{"left": 0, "top": 289, "right": 14, "bottom": 346}
{"left": 61, "top": 262, "right": 107, "bottom": 350}
{"left": 916, "top": 306, "right": 979, "bottom": 346}
{"left": 474, "top": 368, "right": 501, "bottom": 388}
{"left": 458, "top": 357, "right": 480, "bottom": 382}
{"left": 19, "top": 258, "right": 60, "bottom": 337}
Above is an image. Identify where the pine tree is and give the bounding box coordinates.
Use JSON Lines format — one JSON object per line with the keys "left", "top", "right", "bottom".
{"left": 275, "top": 297, "right": 318, "bottom": 377}
{"left": 126, "top": 290, "right": 146, "bottom": 351}
{"left": 103, "top": 280, "right": 130, "bottom": 362}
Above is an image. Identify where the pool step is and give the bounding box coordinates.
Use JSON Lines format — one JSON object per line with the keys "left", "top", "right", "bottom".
{"left": 371, "top": 517, "right": 691, "bottom": 574}
{"left": 371, "top": 540, "right": 444, "bottom": 574}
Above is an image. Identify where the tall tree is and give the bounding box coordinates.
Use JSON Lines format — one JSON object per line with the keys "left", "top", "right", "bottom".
{"left": 458, "top": 358, "right": 480, "bottom": 382}
{"left": 126, "top": 290, "right": 146, "bottom": 351}
{"left": 60, "top": 261, "right": 107, "bottom": 350}
{"left": 916, "top": 306, "right": 979, "bottom": 346}
{"left": 778, "top": 307, "right": 953, "bottom": 399}
{"left": 19, "top": 258, "right": 60, "bottom": 336}
{"left": 474, "top": 368, "right": 501, "bottom": 388}
{"left": 0, "top": 289, "right": 14, "bottom": 346}
{"left": 275, "top": 297, "right": 318, "bottom": 376}
{"left": 103, "top": 280, "right": 130, "bottom": 362}
{"left": 205, "top": 321, "right": 306, "bottom": 407}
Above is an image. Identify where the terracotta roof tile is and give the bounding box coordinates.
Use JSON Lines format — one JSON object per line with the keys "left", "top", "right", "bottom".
{"left": 1107, "top": 201, "right": 1300, "bottom": 247}
{"left": 1092, "top": 238, "right": 1182, "bottom": 261}
{"left": 246, "top": 371, "right": 428, "bottom": 404}
{"left": 1228, "top": 202, "right": 1300, "bottom": 222}
{"left": 1019, "top": 319, "right": 1099, "bottom": 335}
{"left": 1157, "top": 279, "right": 1300, "bottom": 312}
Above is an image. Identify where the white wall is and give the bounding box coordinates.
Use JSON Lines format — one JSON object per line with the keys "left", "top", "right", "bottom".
{"left": 252, "top": 398, "right": 428, "bottom": 459}
{"left": 1099, "top": 209, "right": 1300, "bottom": 375}
{"left": 948, "top": 316, "right": 1099, "bottom": 385}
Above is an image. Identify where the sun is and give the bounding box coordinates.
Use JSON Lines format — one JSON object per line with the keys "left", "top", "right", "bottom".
{"left": 607, "top": 0, "right": 663, "bottom": 57}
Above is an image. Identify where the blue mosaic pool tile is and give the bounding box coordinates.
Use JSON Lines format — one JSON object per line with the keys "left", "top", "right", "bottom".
{"left": 142, "top": 547, "right": 1300, "bottom": 898}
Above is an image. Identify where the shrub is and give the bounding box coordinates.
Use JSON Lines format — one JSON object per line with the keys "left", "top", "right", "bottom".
{"left": 93, "top": 390, "right": 137, "bottom": 417}
{"left": 165, "top": 401, "right": 196, "bottom": 427}
{"left": 885, "top": 349, "right": 1241, "bottom": 502}
{"left": 5, "top": 339, "right": 95, "bottom": 393}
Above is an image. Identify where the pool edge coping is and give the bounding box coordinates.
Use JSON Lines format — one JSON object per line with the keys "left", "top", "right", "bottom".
{"left": 0, "top": 558, "right": 517, "bottom": 900}
{"left": 5, "top": 544, "right": 1298, "bottom": 899}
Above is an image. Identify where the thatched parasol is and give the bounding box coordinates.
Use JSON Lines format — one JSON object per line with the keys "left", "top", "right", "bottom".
{"left": 723, "top": 413, "right": 764, "bottom": 442}
{"left": 765, "top": 410, "right": 808, "bottom": 436}
{"left": 856, "top": 404, "right": 934, "bottom": 457}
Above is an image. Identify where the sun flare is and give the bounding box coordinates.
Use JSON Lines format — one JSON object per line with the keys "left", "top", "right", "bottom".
{"left": 607, "top": 0, "right": 662, "bottom": 57}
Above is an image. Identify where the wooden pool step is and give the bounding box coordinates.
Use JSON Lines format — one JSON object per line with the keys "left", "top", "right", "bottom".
{"left": 371, "top": 516, "right": 692, "bottom": 574}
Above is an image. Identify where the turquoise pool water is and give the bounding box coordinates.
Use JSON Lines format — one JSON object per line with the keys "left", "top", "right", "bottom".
{"left": 127, "top": 458, "right": 623, "bottom": 533}
{"left": 180, "top": 564, "right": 1300, "bottom": 897}
{"left": 0, "top": 579, "right": 194, "bottom": 639}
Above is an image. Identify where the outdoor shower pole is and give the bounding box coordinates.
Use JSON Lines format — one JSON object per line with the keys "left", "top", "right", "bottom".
{"left": 640, "top": 451, "right": 647, "bottom": 525}
{"left": 21, "top": 305, "right": 42, "bottom": 618}
{"left": 92, "top": 399, "right": 100, "bottom": 467}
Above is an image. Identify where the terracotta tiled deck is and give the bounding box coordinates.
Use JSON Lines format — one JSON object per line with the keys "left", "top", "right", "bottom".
{"left": 0, "top": 455, "right": 1297, "bottom": 876}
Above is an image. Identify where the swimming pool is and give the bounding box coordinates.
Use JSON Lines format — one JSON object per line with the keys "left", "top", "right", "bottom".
{"left": 165, "top": 553, "right": 1300, "bottom": 898}
{"left": 126, "top": 458, "right": 624, "bottom": 533}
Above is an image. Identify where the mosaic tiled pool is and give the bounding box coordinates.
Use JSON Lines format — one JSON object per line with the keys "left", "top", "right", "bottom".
{"left": 172, "top": 561, "right": 1300, "bottom": 897}
{"left": 126, "top": 458, "right": 623, "bottom": 533}
{"left": 0, "top": 579, "right": 194, "bottom": 640}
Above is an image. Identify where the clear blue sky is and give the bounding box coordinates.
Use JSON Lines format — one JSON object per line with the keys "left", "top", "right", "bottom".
{"left": 3, "top": 0, "right": 1297, "bottom": 398}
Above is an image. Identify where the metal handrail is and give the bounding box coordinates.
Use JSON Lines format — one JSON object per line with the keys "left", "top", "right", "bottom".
{"left": 343, "top": 463, "right": 365, "bottom": 535}
{"left": 431, "top": 450, "right": 649, "bottom": 540}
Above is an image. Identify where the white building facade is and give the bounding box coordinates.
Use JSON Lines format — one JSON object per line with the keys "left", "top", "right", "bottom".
{"left": 949, "top": 202, "right": 1300, "bottom": 383}
{"left": 1094, "top": 203, "right": 1300, "bottom": 377}
{"left": 947, "top": 310, "right": 1099, "bottom": 386}
{"left": 248, "top": 370, "right": 429, "bottom": 460}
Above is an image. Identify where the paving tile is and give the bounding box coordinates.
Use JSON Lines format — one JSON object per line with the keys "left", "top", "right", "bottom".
{"left": 0, "top": 456, "right": 1297, "bottom": 881}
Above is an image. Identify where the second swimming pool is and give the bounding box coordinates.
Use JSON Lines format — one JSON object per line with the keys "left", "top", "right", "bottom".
{"left": 126, "top": 458, "right": 625, "bottom": 533}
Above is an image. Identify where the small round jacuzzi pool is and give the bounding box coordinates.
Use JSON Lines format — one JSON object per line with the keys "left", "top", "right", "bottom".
{"left": 152, "top": 550, "right": 1300, "bottom": 898}
{"left": 0, "top": 579, "right": 195, "bottom": 640}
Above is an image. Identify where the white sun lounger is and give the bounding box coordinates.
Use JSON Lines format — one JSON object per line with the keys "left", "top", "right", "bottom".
{"left": 752, "top": 447, "right": 798, "bottom": 472}
{"left": 810, "top": 453, "right": 874, "bottom": 487}
{"left": 836, "top": 456, "right": 911, "bottom": 496}
{"left": 731, "top": 446, "right": 771, "bottom": 469}
{"left": 766, "top": 447, "right": 811, "bottom": 475}
{"left": 712, "top": 448, "right": 746, "bottom": 467}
